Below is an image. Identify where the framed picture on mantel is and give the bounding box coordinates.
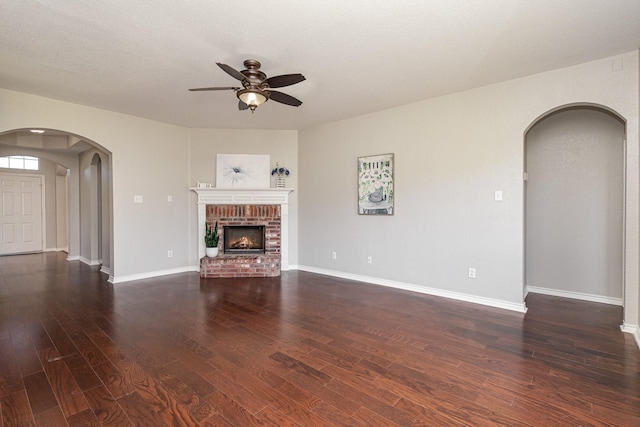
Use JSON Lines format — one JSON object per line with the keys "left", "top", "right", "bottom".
{"left": 216, "top": 154, "right": 270, "bottom": 188}
{"left": 358, "top": 153, "right": 394, "bottom": 215}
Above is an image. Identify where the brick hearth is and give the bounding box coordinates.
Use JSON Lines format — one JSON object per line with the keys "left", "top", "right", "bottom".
{"left": 200, "top": 254, "right": 281, "bottom": 278}
{"left": 200, "top": 204, "right": 281, "bottom": 278}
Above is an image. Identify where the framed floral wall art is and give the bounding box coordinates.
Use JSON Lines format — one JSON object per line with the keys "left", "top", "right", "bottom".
{"left": 358, "top": 153, "right": 394, "bottom": 215}
{"left": 216, "top": 154, "right": 270, "bottom": 188}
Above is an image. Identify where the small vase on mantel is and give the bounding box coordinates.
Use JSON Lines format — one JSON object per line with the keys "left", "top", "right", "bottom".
{"left": 271, "top": 163, "right": 290, "bottom": 188}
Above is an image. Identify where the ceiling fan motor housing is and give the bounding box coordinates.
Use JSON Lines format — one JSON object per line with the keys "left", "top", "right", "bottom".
{"left": 241, "top": 60, "right": 267, "bottom": 86}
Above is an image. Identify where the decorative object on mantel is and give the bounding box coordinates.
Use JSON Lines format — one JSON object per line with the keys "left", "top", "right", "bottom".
{"left": 358, "top": 153, "right": 394, "bottom": 215}
{"left": 196, "top": 181, "right": 214, "bottom": 189}
{"left": 271, "top": 163, "right": 290, "bottom": 188}
{"left": 205, "top": 221, "right": 219, "bottom": 257}
{"left": 216, "top": 154, "right": 270, "bottom": 188}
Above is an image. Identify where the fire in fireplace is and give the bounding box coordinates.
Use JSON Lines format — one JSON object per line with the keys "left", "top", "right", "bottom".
{"left": 223, "top": 225, "right": 265, "bottom": 254}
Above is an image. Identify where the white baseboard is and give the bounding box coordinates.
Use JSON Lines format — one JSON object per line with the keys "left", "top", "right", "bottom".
{"left": 294, "top": 265, "right": 527, "bottom": 313}
{"left": 100, "top": 265, "right": 113, "bottom": 276}
{"left": 44, "top": 247, "right": 68, "bottom": 252}
{"left": 79, "top": 256, "right": 101, "bottom": 267}
{"left": 526, "top": 286, "right": 622, "bottom": 306}
{"left": 620, "top": 323, "right": 640, "bottom": 350}
{"left": 66, "top": 255, "right": 80, "bottom": 261}
{"left": 111, "top": 266, "right": 199, "bottom": 284}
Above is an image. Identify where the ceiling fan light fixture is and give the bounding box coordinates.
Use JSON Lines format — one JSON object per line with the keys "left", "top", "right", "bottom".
{"left": 237, "top": 88, "right": 268, "bottom": 112}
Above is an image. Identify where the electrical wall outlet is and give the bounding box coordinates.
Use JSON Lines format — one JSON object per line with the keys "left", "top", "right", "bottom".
{"left": 367, "top": 256, "right": 372, "bottom": 264}
{"left": 332, "top": 251, "right": 337, "bottom": 260}
{"left": 167, "top": 250, "right": 173, "bottom": 258}
{"left": 468, "top": 267, "right": 476, "bottom": 278}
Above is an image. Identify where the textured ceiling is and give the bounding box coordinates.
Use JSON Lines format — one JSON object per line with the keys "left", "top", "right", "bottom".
{"left": 1, "top": 0, "right": 639, "bottom": 130}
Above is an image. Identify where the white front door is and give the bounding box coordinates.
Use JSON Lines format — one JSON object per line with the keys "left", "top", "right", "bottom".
{"left": 0, "top": 174, "right": 43, "bottom": 254}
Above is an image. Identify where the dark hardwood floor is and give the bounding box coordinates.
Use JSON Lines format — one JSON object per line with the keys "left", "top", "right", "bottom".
{"left": 0, "top": 252, "right": 638, "bottom": 426}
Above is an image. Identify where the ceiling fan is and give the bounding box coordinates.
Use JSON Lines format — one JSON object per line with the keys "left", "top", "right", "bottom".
{"left": 189, "top": 59, "right": 305, "bottom": 113}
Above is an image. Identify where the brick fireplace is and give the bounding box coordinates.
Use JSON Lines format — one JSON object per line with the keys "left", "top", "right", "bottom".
{"left": 192, "top": 188, "right": 292, "bottom": 278}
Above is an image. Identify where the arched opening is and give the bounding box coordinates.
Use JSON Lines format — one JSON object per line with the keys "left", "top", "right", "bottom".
{"left": 0, "top": 128, "right": 113, "bottom": 277}
{"left": 524, "top": 105, "right": 626, "bottom": 313}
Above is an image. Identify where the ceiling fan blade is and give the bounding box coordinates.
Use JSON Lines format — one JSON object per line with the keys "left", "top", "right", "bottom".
{"left": 268, "top": 90, "right": 303, "bottom": 107}
{"left": 188, "top": 86, "right": 240, "bottom": 91}
{"left": 238, "top": 100, "right": 249, "bottom": 110}
{"left": 264, "top": 73, "right": 306, "bottom": 88}
{"left": 217, "top": 62, "right": 246, "bottom": 81}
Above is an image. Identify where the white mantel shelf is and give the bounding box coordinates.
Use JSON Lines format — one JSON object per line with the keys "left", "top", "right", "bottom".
{"left": 191, "top": 187, "right": 293, "bottom": 270}
{"left": 191, "top": 187, "right": 293, "bottom": 205}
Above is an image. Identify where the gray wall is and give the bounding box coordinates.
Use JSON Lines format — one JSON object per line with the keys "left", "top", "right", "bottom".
{"left": 525, "top": 108, "right": 624, "bottom": 301}
{"left": 297, "top": 52, "right": 638, "bottom": 320}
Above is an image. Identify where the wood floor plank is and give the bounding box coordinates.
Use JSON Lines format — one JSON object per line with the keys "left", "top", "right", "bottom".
{"left": 57, "top": 318, "right": 110, "bottom": 366}
{"left": 118, "top": 389, "right": 199, "bottom": 427}
{"left": 63, "top": 355, "right": 102, "bottom": 392}
{"left": 36, "top": 347, "right": 90, "bottom": 417}
{"left": 283, "top": 370, "right": 361, "bottom": 417}
{"left": 161, "top": 360, "right": 217, "bottom": 398}
{"left": 12, "top": 345, "right": 42, "bottom": 378}
{"left": 204, "top": 390, "right": 267, "bottom": 427}
{"left": 320, "top": 360, "right": 402, "bottom": 407}
{"left": 22, "top": 371, "right": 58, "bottom": 415}
{"left": 269, "top": 351, "right": 332, "bottom": 384}
{"left": 66, "top": 408, "right": 100, "bottom": 427}
{"left": 0, "top": 390, "right": 36, "bottom": 427}
{"left": 32, "top": 405, "right": 67, "bottom": 427}
{"left": 124, "top": 342, "right": 216, "bottom": 423}
{"left": 311, "top": 400, "right": 366, "bottom": 426}
{"left": 1, "top": 252, "right": 638, "bottom": 426}
{"left": 92, "top": 360, "right": 135, "bottom": 399}
{"left": 41, "top": 318, "right": 80, "bottom": 358}
{"left": 84, "top": 385, "right": 134, "bottom": 427}
{"left": 254, "top": 404, "right": 303, "bottom": 427}
{"left": 206, "top": 349, "right": 333, "bottom": 425}
{"left": 325, "top": 377, "right": 416, "bottom": 427}
{"left": 0, "top": 339, "right": 24, "bottom": 398}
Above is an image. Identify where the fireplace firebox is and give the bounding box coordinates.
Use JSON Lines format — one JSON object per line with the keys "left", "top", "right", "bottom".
{"left": 223, "top": 225, "right": 266, "bottom": 254}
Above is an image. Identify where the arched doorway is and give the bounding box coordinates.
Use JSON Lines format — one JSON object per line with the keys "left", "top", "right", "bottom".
{"left": 524, "top": 105, "right": 625, "bottom": 310}
{"left": 0, "top": 128, "right": 113, "bottom": 276}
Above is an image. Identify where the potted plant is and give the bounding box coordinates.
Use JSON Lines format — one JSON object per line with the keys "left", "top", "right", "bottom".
{"left": 205, "top": 221, "right": 219, "bottom": 257}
